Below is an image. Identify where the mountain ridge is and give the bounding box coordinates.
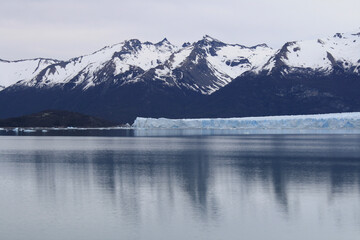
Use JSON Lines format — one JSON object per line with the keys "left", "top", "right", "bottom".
{"left": 0, "top": 30, "right": 359, "bottom": 123}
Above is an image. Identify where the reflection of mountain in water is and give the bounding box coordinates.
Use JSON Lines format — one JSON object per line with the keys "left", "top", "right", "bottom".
{"left": 4, "top": 135, "right": 360, "bottom": 226}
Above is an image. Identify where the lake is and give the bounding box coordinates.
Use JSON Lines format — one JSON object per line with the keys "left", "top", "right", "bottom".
{"left": 1, "top": 132, "right": 360, "bottom": 240}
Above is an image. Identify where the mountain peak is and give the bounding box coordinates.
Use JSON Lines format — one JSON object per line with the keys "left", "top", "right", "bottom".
{"left": 125, "top": 39, "right": 142, "bottom": 45}
{"left": 250, "top": 43, "right": 270, "bottom": 49}
{"left": 196, "top": 35, "right": 225, "bottom": 48}
{"left": 202, "top": 35, "right": 220, "bottom": 42}
{"left": 160, "top": 37, "right": 169, "bottom": 43}
{"left": 156, "top": 38, "right": 172, "bottom": 46}
{"left": 182, "top": 42, "right": 191, "bottom": 48}
{"left": 122, "top": 39, "right": 143, "bottom": 51}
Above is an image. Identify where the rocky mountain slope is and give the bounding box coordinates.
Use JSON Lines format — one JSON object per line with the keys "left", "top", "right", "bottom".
{"left": 0, "top": 110, "right": 116, "bottom": 128}
{"left": 0, "top": 31, "right": 359, "bottom": 123}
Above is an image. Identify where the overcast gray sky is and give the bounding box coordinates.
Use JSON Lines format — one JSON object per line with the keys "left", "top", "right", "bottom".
{"left": 1, "top": 0, "right": 359, "bottom": 60}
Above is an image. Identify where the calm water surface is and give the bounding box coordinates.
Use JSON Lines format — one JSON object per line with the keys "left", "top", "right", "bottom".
{"left": 1, "top": 132, "right": 360, "bottom": 240}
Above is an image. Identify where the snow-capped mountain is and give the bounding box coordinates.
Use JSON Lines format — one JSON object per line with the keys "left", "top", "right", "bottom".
{"left": 1, "top": 35, "right": 275, "bottom": 94}
{"left": 2, "top": 31, "right": 359, "bottom": 94}
{"left": 21, "top": 38, "right": 178, "bottom": 89}
{"left": 0, "top": 30, "right": 360, "bottom": 123}
{"left": 262, "top": 32, "right": 360, "bottom": 76}
{"left": 0, "top": 58, "right": 59, "bottom": 90}
{"left": 148, "top": 35, "right": 274, "bottom": 94}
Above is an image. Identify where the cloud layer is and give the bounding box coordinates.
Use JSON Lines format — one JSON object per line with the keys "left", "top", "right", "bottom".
{"left": 1, "top": 0, "right": 359, "bottom": 60}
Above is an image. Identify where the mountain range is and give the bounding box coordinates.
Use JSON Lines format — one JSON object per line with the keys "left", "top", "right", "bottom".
{"left": 1, "top": 31, "right": 360, "bottom": 123}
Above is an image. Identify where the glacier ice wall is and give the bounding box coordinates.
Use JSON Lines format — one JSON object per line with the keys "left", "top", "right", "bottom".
{"left": 132, "top": 113, "right": 360, "bottom": 129}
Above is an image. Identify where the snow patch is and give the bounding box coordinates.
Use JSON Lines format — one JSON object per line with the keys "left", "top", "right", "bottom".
{"left": 0, "top": 58, "right": 58, "bottom": 89}
{"left": 267, "top": 32, "right": 360, "bottom": 73}
{"left": 170, "top": 46, "right": 194, "bottom": 68}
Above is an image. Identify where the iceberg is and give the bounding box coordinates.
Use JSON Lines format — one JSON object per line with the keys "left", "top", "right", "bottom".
{"left": 132, "top": 112, "right": 360, "bottom": 129}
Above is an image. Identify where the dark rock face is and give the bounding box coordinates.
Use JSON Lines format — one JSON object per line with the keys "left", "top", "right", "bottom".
{"left": 0, "top": 79, "right": 198, "bottom": 124}
{"left": 188, "top": 73, "right": 360, "bottom": 118}
{"left": 1, "top": 71, "right": 359, "bottom": 124}
{"left": 226, "top": 59, "right": 250, "bottom": 67}
{"left": 0, "top": 110, "right": 116, "bottom": 128}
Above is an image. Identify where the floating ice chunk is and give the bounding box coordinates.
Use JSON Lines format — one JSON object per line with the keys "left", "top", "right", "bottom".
{"left": 23, "top": 129, "right": 36, "bottom": 133}
{"left": 132, "top": 112, "right": 360, "bottom": 129}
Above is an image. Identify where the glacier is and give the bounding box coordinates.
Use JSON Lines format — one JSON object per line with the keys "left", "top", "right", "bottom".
{"left": 132, "top": 112, "right": 360, "bottom": 129}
